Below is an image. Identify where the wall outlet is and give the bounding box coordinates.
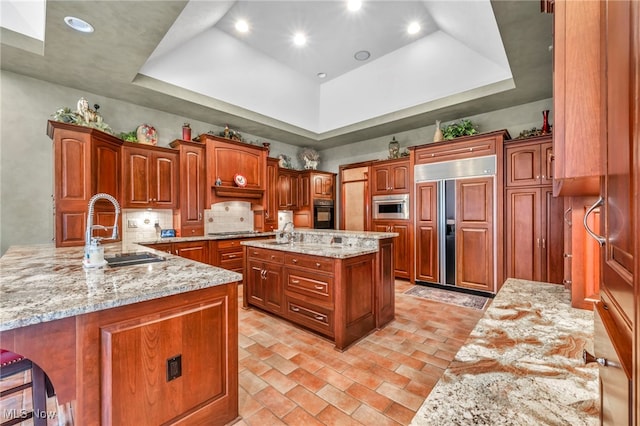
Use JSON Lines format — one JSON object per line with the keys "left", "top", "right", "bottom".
{"left": 166, "top": 355, "right": 182, "bottom": 381}
{"left": 127, "top": 219, "right": 138, "bottom": 228}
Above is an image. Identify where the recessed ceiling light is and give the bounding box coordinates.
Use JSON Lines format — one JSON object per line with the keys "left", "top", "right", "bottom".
{"left": 354, "top": 50, "right": 370, "bottom": 61}
{"left": 293, "top": 32, "right": 307, "bottom": 46}
{"left": 235, "top": 19, "right": 249, "bottom": 33}
{"left": 317, "top": 72, "right": 327, "bottom": 79}
{"left": 407, "top": 21, "right": 421, "bottom": 35}
{"left": 64, "top": 16, "right": 94, "bottom": 33}
{"left": 347, "top": 0, "right": 362, "bottom": 12}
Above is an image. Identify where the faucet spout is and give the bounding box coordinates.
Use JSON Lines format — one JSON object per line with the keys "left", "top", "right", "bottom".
{"left": 85, "top": 193, "right": 121, "bottom": 246}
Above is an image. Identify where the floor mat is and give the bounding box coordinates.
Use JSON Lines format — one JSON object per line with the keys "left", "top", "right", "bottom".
{"left": 404, "top": 285, "right": 489, "bottom": 310}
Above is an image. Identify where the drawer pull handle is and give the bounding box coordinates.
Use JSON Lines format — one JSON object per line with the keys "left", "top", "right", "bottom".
{"left": 564, "top": 207, "right": 572, "bottom": 226}
{"left": 583, "top": 350, "right": 619, "bottom": 368}
{"left": 314, "top": 285, "right": 324, "bottom": 290}
{"left": 315, "top": 262, "right": 321, "bottom": 267}
{"left": 314, "top": 315, "right": 325, "bottom": 321}
{"left": 583, "top": 197, "right": 605, "bottom": 246}
{"left": 292, "top": 259, "right": 298, "bottom": 263}
{"left": 291, "top": 279, "right": 300, "bottom": 284}
{"left": 228, "top": 254, "right": 236, "bottom": 258}
{"left": 291, "top": 306, "right": 300, "bottom": 312}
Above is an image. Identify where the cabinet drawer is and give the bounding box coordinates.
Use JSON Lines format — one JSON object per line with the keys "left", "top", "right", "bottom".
{"left": 218, "top": 239, "right": 242, "bottom": 249}
{"left": 286, "top": 296, "right": 334, "bottom": 337}
{"left": 219, "top": 249, "right": 242, "bottom": 262}
{"left": 286, "top": 270, "right": 333, "bottom": 304}
{"left": 246, "top": 247, "right": 285, "bottom": 263}
{"left": 414, "top": 138, "right": 496, "bottom": 164}
{"left": 284, "top": 254, "right": 333, "bottom": 273}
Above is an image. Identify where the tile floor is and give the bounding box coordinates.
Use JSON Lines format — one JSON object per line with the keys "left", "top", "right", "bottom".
{"left": 235, "top": 280, "right": 486, "bottom": 425}
{"left": 0, "top": 280, "right": 486, "bottom": 426}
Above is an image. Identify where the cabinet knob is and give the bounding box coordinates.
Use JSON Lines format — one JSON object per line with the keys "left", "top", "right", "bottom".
{"left": 292, "top": 259, "right": 298, "bottom": 263}
{"left": 315, "top": 262, "right": 321, "bottom": 267}
{"left": 563, "top": 253, "right": 572, "bottom": 258}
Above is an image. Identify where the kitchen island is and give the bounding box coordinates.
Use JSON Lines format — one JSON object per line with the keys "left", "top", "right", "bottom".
{"left": 410, "top": 278, "right": 599, "bottom": 425}
{"left": 0, "top": 242, "right": 241, "bottom": 425}
{"left": 242, "top": 229, "right": 397, "bottom": 351}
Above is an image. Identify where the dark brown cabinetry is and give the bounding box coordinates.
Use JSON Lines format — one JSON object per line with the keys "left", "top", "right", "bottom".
{"left": 173, "top": 240, "right": 209, "bottom": 264}
{"left": 415, "top": 182, "right": 438, "bottom": 283}
{"left": 277, "top": 169, "right": 299, "bottom": 210}
{"left": 504, "top": 137, "right": 563, "bottom": 285}
{"left": 48, "top": 121, "right": 122, "bottom": 247}
{"left": 212, "top": 239, "right": 244, "bottom": 274}
{"left": 311, "top": 173, "right": 335, "bottom": 199}
{"left": 244, "top": 246, "right": 378, "bottom": 351}
{"left": 372, "top": 220, "right": 410, "bottom": 279}
{"left": 122, "top": 144, "right": 178, "bottom": 209}
{"left": 170, "top": 140, "right": 206, "bottom": 236}
{"left": 371, "top": 159, "right": 410, "bottom": 195}
{"left": 264, "top": 158, "right": 279, "bottom": 232}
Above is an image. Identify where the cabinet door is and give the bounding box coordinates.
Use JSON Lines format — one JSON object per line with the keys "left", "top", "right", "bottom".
{"left": 264, "top": 159, "right": 279, "bottom": 231}
{"left": 298, "top": 174, "right": 310, "bottom": 208}
{"left": 542, "top": 188, "right": 564, "bottom": 284}
{"left": 456, "top": 177, "right": 494, "bottom": 292}
{"left": 390, "top": 162, "right": 410, "bottom": 192}
{"left": 277, "top": 172, "right": 298, "bottom": 209}
{"left": 263, "top": 264, "right": 284, "bottom": 314}
{"left": 123, "top": 146, "right": 152, "bottom": 208}
{"left": 173, "top": 241, "right": 208, "bottom": 264}
{"left": 180, "top": 145, "right": 205, "bottom": 235}
{"left": 341, "top": 179, "right": 369, "bottom": 231}
{"left": 390, "top": 223, "right": 410, "bottom": 279}
{"left": 415, "top": 182, "right": 438, "bottom": 283}
{"left": 505, "top": 188, "right": 540, "bottom": 281}
{"left": 541, "top": 142, "right": 554, "bottom": 185}
{"left": 153, "top": 151, "right": 178, "bottom": 208}
{"left": 372, "top": 166, "right": 391, "bottom": 195}
{"left": 246, "top": 259, "right": 267, "bottom": 308}
{"left": 312, "top": 174, "right": 334, "bottom": 199}
{"left": 569, "top": 197, "right": 601, "bottom": 309}
{"left": 505, "top": 144, "right": 541, "bottom": 187}
{"left": 372, "top": 162, "right": 409, "bottom": 194}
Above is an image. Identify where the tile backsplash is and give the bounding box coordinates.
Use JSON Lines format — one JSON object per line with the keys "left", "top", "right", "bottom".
{"left": 205, "top": 201, "right": 254, "bottom": 234}
{"left": 122, "top": 209, "right": 173, "bottom": 244}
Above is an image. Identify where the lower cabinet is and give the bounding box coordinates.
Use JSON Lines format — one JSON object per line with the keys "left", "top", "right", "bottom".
{"left": 212, "top": 239, "right": 244, "bottom": 273}
{"left": 244, "top": 246, "right": 377, "bottom": 350}
{"left": 372, "top": 220, "right": 410, "bottom": 279}
{"left": 173, "top": 241, "right": 209, "bottom": 264}
{"left": 505, "top": 187, "right": 564, "bottom": 284}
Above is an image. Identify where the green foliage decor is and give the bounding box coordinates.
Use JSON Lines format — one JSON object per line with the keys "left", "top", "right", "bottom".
{"left": 442, "top": 119, "right": 478, "bottom": 140}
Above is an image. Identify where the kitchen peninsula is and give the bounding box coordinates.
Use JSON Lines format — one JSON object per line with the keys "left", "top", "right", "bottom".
{"left": 242, "top": 229, "right": 397, "bottom": 351}
{"left": 0, "top": 242, "right": 241, "bottom": 425}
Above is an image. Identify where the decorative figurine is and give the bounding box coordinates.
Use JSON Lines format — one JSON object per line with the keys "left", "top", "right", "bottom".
{"left": 388, "top": 136, "right": 400, "bottom": 159}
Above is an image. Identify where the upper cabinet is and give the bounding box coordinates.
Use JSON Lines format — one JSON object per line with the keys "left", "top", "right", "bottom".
{"left": 170, "top": 140, "right": 206, "bottom": 236}
{"left": 552, "top": 0, "right": 603, "bottom": 196}
{"left": 311, "top": 172, "right": 335, "bottom": 199}
{"left": 121, "top": 143, "right": 179, "bottom": 209}
{"left": 264, "top": 158, "right": 279, "bottom": 231}
{"left": 371, "top": 158, "right": 410, "bottom": 195}
{"left": 201, "top": 135, "right": 267, "bottom": 204}
{"left": 505, "top": 137, "right": 553, "bottom": 187}
{"left": 277, "top": 168, "right": 299, "bottom": 210}
{"left": 48, "top": 121, "right": 122, "bottom": 247}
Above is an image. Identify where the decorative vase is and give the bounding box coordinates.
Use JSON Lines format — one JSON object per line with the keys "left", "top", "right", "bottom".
{"left": 262, "top": 142, "right": 271, "bottom": 155}
{"left": 182, "top": 123, "right": 191, "bottom": 141}
{"left": 541, "top": 110, "right": 551, "bottom": 134}
{"left": 433, "top": 120, "right": 444, "bottom": 142}
{"left": 136, "top": 124, "right": 158, "bottom": 145}
{"left": 388, "top": 137, "right": 400, "bottom": 159}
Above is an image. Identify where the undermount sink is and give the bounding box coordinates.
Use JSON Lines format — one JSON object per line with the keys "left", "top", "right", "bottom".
{"left": 105, "top": 252, "right": 165, "bottom": 267}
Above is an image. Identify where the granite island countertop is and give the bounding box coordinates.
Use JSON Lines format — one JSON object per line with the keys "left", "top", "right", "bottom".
{"left": 0, "top": 242, "right": 242, "bottom": 331}
{"left": 241, "top": 229, "right": 398, "bottom": 259}
{"left": 136, "top": 230, "right": 276, "bottom": 245}
{"left": 410, "top": 278, "right": 599, "bottom": 426}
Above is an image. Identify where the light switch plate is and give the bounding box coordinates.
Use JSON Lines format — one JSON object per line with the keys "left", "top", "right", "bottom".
{"left": 127, "top": 219, "right": 138, "bottom": 228}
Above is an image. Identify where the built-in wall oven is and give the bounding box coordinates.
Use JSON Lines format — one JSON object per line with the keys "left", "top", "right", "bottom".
{"left": 372, "top": 194, "right": 410, "bottom": 220}
{"left": 313, "top": 199, "right": 334, "bottom": 229}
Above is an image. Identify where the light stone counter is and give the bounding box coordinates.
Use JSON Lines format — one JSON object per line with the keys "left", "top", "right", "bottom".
{"left": 411, "top": 278, "right": 599, "bottom": 426}
{"left": 136, "top": 230, "right": 276, "bottom": 245}
{"left": 241, "top": 229, "right": 398, "bottom": 259}
{"left": 0, "top": 242, "right": 242, "bottom": 331}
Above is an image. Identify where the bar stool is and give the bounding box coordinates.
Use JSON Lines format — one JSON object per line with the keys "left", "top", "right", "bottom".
{"left": 0, "top": 349, "right": 50, "bottom": 426}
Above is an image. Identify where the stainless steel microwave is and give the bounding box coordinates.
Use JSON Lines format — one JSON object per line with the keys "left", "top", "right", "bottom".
{"left": 372, "top": 194, "right": 410, "bottom": 220}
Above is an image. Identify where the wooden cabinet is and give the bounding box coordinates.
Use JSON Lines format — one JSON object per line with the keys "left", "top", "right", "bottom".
{"left": 415, "top": 181, "right": 438, "bottom": 283}
{"left": 504, "top": 138, "right": 564, "bottom": 286}
{"left": 211, "top": 239, "right": 244, "bottom": 273}
{"left": 264, "top": 158, "right": 279, "bottom": 231}
{"left": 505, "top": 187, "right": 564, "bottom": 284}
{"left": 48, "top": 121, "right": 122, "bottom": 247}
{"left": 201, "top": 134, "right": 267, "bottom": 205}
{"left": 311, "top": 172, "right": 335, "bottom": 199}
{"left": 298, "top": 173, "right": 310, "bottom": 209}
{"left": 244, "top": 246, "right": 378, "bottom": 350}
{"left": 371, "top": 158, "right": 409, "bottom": 195}
{"left": 505, "top": 138, "right": 553, "bottom": 187}
{"left": 339, "top": 164, "right": 371, "bottom": 231}
{"left": 372, "top": 220, "right": 410, "bottom": 279}
{"left": 277, "top": 169, "right": 299, "bottom": 210}
{"left": 170, "top": 140, "right": 205, "bottom": 236}
{"left": 122, "top": 144, "right": 179, "bottom": 209}
{"left": 173, "top": 240, "right": 209, "bottom": 264}
{"left": 455, "top": 177, "right": 494, "bottom": 292}
{"left": 552, "top": 0, "right": 603, "bottom": 196}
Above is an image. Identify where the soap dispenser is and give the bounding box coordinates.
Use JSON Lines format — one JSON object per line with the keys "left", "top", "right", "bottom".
{"left": 83, "top": 238, "right": 106, "bottom": 268}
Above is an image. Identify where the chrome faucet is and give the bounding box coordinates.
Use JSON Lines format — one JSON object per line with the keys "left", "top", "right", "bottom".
{"left": 85, "top": 193, "right": 121, "bottom": 245}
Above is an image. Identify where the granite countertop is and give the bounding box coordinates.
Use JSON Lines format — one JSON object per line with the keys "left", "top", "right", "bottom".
{"left": 0, "top": 242, "right": 242, "bottom": 332}
{"left": 241, "top": 229, "right": 398, "bottom": 259}
{"left": 137, "top": 231, "right": 276, "bottom": 245}
{"left": 411, "top": 278, "right": 599, "bottom": 426}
